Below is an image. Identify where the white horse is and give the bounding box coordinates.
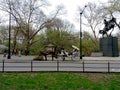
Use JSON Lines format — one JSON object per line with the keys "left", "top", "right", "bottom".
{"left": 58, "top": 45, "right": 79, "bottom": 61}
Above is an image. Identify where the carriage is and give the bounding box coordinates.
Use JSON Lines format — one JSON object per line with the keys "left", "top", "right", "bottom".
{"left": 33, "top": 44, "right": 79, "bottom": 61}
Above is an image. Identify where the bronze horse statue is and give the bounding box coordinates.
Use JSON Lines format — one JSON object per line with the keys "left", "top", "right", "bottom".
{"left": 99, "top": 17, "right": 116, "bottom": 37}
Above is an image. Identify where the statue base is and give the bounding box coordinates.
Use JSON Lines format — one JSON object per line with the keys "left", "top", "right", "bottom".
{"left": 100, "top": 36, "right": 119, "bottom": 57}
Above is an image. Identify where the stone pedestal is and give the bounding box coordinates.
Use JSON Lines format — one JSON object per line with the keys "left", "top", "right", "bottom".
{"left": 100, "top": 36, "right": 119, "bottom": 57}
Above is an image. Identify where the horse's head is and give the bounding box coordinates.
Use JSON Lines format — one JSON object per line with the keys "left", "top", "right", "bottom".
{"left": 107, "top": 17, "right": 116, "bottom": 29}
{"left": 111, "top": 17, "right": 116, "bottom": 22}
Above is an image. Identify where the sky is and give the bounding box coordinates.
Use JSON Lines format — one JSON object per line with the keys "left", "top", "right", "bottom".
{"left": 48, "top": 0, "right": 109, "bottom": 32}
{"left": 0, "top": 0, "right": 109, "bottom": 33}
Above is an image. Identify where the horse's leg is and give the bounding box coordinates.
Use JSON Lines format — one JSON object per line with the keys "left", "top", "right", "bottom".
{"left": 109, "top": 28, "right": 114, "bottom": 36}
{"left": 104, "top": 31, "right": 108, "bottom": 37}
{"left": 102, "top": 33, "right": 104, "bottom": 37}
{"left": 52, "top": 54, "right": 54, "bottom": 61}
{"left": 45, "top": 55, "right": 47, "bottom": 61}
{"left": 63, "top": 55, "right": 65, "bottom": 61}
{"left": 106, "top": 33, "right": 108, "bottom": 37}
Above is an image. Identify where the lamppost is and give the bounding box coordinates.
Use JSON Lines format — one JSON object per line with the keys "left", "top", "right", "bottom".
{"left": 7, "top": 0, "right": 11, "bottom": 59}
{"left": 80, "top": 5, "right": 87, "bottom": 59}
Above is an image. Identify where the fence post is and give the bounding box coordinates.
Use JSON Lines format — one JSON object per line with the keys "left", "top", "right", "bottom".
{"left": 2, "top": 60, "right": 4, "bottom": 72}
{"left": 31, "top": 60, "right": 33, "bottom": 72}
{"left": 57, "top": 61, "right": 59, "bottom": 71}
{"left": 108, "top": 61, "right": 110, "bottom": 73}
{"left": 83, "top": 61, "right": 84, "bottom": 72}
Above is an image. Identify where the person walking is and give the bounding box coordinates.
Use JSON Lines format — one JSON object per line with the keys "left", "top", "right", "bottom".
{"left": 18, "top": 50, "right": 22, "bottom": 57}
{"left": 3, "top": 49, "right": 7, "bottom": 58}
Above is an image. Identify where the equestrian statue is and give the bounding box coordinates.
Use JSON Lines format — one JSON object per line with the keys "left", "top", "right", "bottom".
{"left": 99, "top": 17, "right": 116, "bottom": 37}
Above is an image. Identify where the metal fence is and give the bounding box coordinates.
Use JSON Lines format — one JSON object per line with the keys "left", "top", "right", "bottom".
{"left": 0, "top": 60, "right": 120, "bottom": 72}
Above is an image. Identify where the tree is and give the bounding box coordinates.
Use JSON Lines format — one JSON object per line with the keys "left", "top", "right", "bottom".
{"left": 0, "top": 26, "right": 8, "bottom": 44}
{"left": 0, "top": 0, "right": 65, "bottom": 53}
{"left": 82, "top": 31, "right": 99, "bottom": 55}
{"left": 98, "top": 0, "right": 120, "bottom": 30}
{"left": 78, "top": 3, "right": 101, "bottom": 50}
{"left": 44, "top": 18, "right": 77, "bottom": 51}
{"left": 29, "top": 18, "right": 78, "bottom": 55}
{"left": 79, "top": 3, "right": 103, "bottom": 38}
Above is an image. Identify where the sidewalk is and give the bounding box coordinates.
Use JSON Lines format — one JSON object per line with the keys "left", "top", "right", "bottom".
{"left": 0, "top": 54, "right": 120, "bottom": 61}
{"left": 83, "top": 56, "right": 120, "bottom": 61}
{"left": 0, "top": 54, "right": 34, "bottom": 61}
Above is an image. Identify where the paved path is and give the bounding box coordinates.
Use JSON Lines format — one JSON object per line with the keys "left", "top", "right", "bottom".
{"left": 1, "top": 54, "right": 120, "bottom": 61}
{"left": 1, "top": 55, "right": 34, "bottom": 61}
{"left": 84, "top": 56, "right": 120, "bottom": 60}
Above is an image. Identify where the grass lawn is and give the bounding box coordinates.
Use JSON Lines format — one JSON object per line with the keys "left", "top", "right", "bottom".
{"left": 0, "top": 72, "right": 120, "bottom": 90}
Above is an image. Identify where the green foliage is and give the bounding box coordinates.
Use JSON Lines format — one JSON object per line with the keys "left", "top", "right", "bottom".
{"left": 82, "top": 31, "right": 99, "bottom": 55}
{"left": 30, "top": 34, "right": 46, "bottom": 55}
{"left": 30, "top": 30, "right": 100, "bottom": 55}
{"left": 29, "top": 29, "right": 75, "bottom": 55}
{"left": 41, "top": 29, "right": 78, "bottom": 52}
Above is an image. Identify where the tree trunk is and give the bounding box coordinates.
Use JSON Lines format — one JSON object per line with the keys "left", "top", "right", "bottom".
{"left": 26, "top": 25, "right": 30, "bottom": 55}
{"left": 26, "top": 40, "right": 30, "bottom": 55}
{"left": 13, "top": 29, "right": 19, "bottom": 50}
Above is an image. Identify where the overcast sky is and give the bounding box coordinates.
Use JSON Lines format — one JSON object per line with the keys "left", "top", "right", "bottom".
{"left": 48, "top": 0, "right": 108, "bottom": 32}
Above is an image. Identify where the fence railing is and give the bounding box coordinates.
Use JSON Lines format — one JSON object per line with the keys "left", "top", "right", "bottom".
{"left": 0, "top": 60, "right": 120, "bottom": 72}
